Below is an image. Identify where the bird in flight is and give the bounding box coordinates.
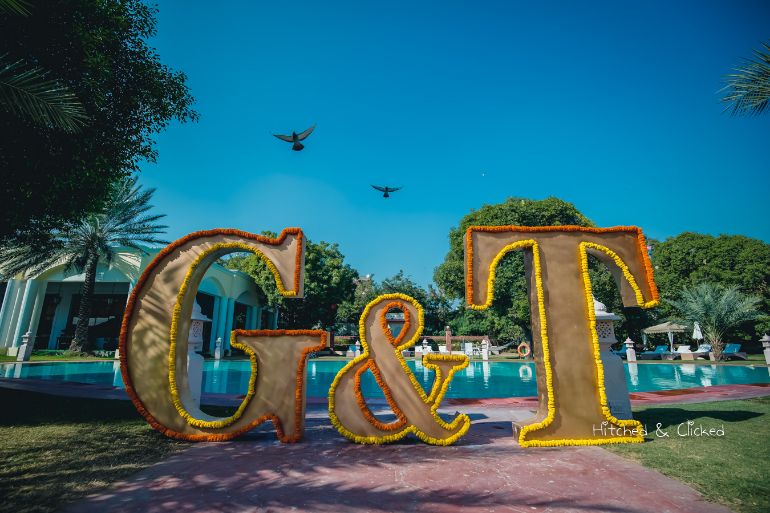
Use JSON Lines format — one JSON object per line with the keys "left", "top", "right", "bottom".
{"left": 273, "top": 124, "right": 315, "bottom": 151}
{"left": 371, "top": 185, "right": 402, "bottom": 198}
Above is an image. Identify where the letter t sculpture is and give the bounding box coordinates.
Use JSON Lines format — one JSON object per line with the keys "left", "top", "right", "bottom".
{"left": 464, "top": 226, "right": 659, "bottom": 447}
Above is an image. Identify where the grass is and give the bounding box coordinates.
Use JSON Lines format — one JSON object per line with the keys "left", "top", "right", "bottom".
{"left": 606, "top": 396, "right": 770, "bottom": 513}
{"left": 0, "top": 355, "right": 113, "bottom": 363}
{"left": 0, "top": 388, "right": 197, "bottom": 513}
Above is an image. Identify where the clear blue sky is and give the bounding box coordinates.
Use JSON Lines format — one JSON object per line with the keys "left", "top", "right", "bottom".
{"left": 140, "top": 0, "right": 770, "bottom": 287}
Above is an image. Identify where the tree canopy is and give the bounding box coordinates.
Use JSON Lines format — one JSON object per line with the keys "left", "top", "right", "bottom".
{"left": 667, "top": 283, "right": 762, "bottom": 359}
{"left": 651, "top": 232, "right": 770, "bottom": 338}
{"left": 0, "top": 0, "right": 197, "bottom": 244}
{"left": 434, "top": 197, "right": 599, "bottom": 341}
{"left": 227, "top": 237, "right": 359, "bottom": 331}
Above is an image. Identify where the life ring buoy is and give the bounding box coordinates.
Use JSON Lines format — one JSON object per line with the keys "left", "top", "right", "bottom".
{"left": 517, "top": 342, "right": 531, "bottom": 358}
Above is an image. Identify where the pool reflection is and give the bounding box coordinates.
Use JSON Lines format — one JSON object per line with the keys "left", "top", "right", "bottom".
{"left": 2, "top": 360, "right": 769, "bottom": 399}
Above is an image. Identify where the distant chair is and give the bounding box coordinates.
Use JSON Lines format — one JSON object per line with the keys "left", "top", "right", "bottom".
{"left": 722, "top": 343, "right": 747, "bottom": 360}
{"left": 638, "top": 345, "right": 670, "bottom": 360}
{"left": 692, "top": 343, "right": 712, "bottom": 359}
{"left": 611, "top": 347, "right": 627, "bottom": 358}
{"left": 674, "top": 345, "right": 694, "bottom": 360}
{"left": 464, "top": 342, "right": 474, "bottom": 357}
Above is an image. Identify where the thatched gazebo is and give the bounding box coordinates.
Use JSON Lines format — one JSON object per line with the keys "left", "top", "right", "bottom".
{"left": 643, "top": 321, "right": 688, "bottom": 352}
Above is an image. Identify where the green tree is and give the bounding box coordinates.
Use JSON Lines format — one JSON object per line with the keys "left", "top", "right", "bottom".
{"left": 721, "top": 42, "right": 770, "bottom": 116}
{"left": 668, "top": 283, "right": 762, "bottom": 360}
{"left": 378, "top": 271, "right": 452, "bottom": 335}
{"left": 0, "top": 0, "right": 196, "bottom": 244}
{"left": 229, "top": 238, "right": 359, "bottom": 331}
{"left": 0, "top": 177, "right": 167, "bottom": 351}
{"left": 335, "top": 274, "right": 377, "bottom": 334}
{"left": 434, "top": 197, "right": 595, "bottom": 341}
{"left": 651, "top": 233, "right": 770, "bottom": 339}
{"left": 0, "top": 1, "right": 87, "bottom": 131}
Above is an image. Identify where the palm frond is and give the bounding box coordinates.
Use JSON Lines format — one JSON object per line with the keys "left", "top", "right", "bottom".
{"left": 0, "top": 0, "right": 32, "bottom": 15}
{"left": 0, "top": 54, "right": 88, "bottom": 132}
{"left": 721, "top": 42, "right": 770, "bottom": 116}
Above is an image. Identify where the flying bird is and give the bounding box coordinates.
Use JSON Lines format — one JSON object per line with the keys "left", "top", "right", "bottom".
{"left": 273, "top": 124, "right": 315, "bottom": 151}
{"left": 371, "top": 185, "right": 402, "bottom": 198}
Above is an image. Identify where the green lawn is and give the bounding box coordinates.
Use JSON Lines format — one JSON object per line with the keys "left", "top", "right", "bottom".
{"left": 0, "top": 389, "right": 191, "bottom": 513}
{"left": 607, "top": 396, "right": 770, "bottom": 513}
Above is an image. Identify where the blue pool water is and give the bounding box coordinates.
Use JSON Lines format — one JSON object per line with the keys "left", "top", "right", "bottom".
{"left": 2, "top": 360, "right": 769, "bottom": 398}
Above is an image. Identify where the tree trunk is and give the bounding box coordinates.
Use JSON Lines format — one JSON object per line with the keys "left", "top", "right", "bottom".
{"left": 710, "top": 336, "right": 724, "bottom": 361}
{"left": 70, "top": 253, "right": 98, "bottom": 352}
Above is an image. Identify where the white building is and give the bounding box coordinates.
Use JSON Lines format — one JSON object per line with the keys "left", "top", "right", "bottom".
{"left": 0, "top": 246, "right": 277, "bottom": 356}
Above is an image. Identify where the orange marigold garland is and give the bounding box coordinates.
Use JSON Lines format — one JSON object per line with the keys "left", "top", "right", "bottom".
{"left": 328, "top": 293, "right": 470, "bottom": 445}
{"left": 119, "top": 228, "right": 307, "bottom": 442}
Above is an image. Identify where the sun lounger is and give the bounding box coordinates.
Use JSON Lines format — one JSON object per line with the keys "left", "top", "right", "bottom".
{"left": 489, "top": 341, "right": 516, "bottom": 356}
{"left": 722, "top": 343, "right": 747, "bottom": 360}
{"left": 675, "top": 345, "right": 694, "bottom": 360}
{"left": 691, "top": 343, "right": 711, "bottom": 359}
{"left": 638, "top": 345, "right": 670, "bottom": 360}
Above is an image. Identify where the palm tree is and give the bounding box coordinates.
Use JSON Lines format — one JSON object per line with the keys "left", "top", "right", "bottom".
{"left": 0, "top": 177, "right": 167, "bottom": 352}
{"left": 667, "top": 283, "right": 762, "bottom": 361}
{"left": 0, "top": 0, "right": 88, "bottom": 132}
{"left": 721, "top": 42, "right": 770, "bottom": 116}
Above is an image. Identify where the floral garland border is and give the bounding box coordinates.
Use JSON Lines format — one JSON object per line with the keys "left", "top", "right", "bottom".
{"left": 118, "top": 228, "right": 305, "bottom": 442}
{"left": 464, "top": 225, "right": 659, "bottom": 309}
{"left": 169, "top": 241, "right": 302, "bottom": 429}
{"left": 462, "top": 235, "right": 648, "bottom": 446}
{"left": 327, "top": 293, "right": 471, "bottom": 446}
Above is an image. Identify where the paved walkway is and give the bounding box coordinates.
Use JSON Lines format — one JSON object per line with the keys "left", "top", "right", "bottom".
{"left": 4, "top": 376, "right": 767, "bottom": 512}
{"left": 62, "top": 405, "right": 735, "bottom": 513}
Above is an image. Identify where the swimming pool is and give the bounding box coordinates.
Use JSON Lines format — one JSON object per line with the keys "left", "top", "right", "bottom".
{"left": 2, "top": 359, "right": 769, "bottom": 398}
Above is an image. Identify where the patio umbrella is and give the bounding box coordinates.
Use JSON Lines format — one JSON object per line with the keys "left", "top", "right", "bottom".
{"left": 692, "top": 321, "right": 704, "bottom": 342}
{"left": 643, "top": 321, "right": 687, "bottom": 352}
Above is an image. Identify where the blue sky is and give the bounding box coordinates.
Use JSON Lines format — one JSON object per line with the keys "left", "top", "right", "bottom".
{"left": 140, "top": 0, "right": 770, "bottom": 287}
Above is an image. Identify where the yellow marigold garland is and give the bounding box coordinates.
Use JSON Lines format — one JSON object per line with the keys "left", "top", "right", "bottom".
{"left": 575, "top": 242, "right": 645, "bottom": 445}
{"left": 464, "top": 225, "right": 659, "bottom": 308}
{"left": 327, "top": 293, "right": 470, "bottom": 445}
{"left": 463, "top": 231, "right": 652, "bottom": 446}
{"left": 169, "top": 241, "right": 301, "bottom": 429}
{"left": 581, "top": 242, "right": 659, "bottom": 308}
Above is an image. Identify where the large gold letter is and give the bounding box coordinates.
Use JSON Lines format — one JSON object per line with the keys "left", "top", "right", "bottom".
{"left": 328, "top": 293, "right": 470, "bottom": 445}
{"left": 119, "top": 228, "right": 326, "bottom": 442}
{"left": 465, "top": 226, "right": 659, "bottom": 447}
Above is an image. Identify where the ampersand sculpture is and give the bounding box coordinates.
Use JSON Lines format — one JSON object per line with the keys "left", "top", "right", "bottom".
{"left": 328, "top": 293, "right": 471, "bottom": 445}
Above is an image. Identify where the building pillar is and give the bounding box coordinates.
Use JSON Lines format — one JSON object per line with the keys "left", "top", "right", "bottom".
{"left": 48, "top": 291, "right": 73, "bottom": 349}
{"left": 10, "top": 279, "right": 41, "bottom": 353}
{"left": 255, "top": 306, "right": 263, "bottom": 329}
{"left": 245, "top": 306, "right": 252, "bottom": 330}
{"left": 272, "top": 307, "right": 279, "bottom": 329}
{"left": 209, "top": 296, "right": 222, "bottom": 353}
{"left": 222, "top": 298, "right": 235, "bottom": 351}
{"left": 26, "top": 283, "right": 47, "bottom": 348}
{"left": 0, "top": 279, "right": 20, "bottom": 346}
{"left": 1, "top": 280, "right": 27, "bottom": 348}
{"left": 126, "top": 281, "right": 135, "bottom": 304}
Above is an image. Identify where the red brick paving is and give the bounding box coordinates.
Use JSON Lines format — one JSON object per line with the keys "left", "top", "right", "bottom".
{"left": 60, "top": 406, "right": 736, "bottom": 513}
{"left": 3, "top": 377, "right": 766, "bottom": 512}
